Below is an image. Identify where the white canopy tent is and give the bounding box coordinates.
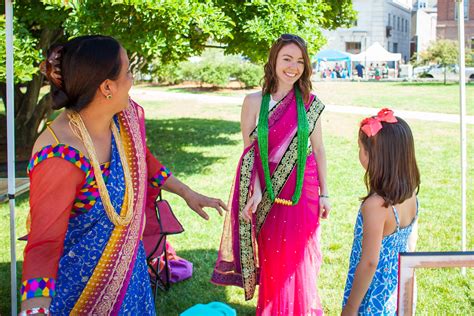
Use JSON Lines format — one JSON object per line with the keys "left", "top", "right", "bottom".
{"left": 351, "top": 42, "right": 402, "bottom": 63}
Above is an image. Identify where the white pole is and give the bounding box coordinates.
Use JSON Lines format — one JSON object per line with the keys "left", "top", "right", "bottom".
{"left": 456, "top": 0, "right": 467, "bottom": 276}
{"left": 5, "top": 0, "right": 18, "bottom": 313}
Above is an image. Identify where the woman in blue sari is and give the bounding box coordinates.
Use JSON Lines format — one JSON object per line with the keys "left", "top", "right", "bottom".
{"left": 20, "top": 35, "right": 227, "bottom": 315}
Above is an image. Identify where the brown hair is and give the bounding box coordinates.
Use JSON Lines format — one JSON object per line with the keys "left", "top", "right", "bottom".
{"left": 262, "top": 34, "right": 312, "bottom": 103}
{"left": 359, "top": 117, "right": 420, "bottom": 207}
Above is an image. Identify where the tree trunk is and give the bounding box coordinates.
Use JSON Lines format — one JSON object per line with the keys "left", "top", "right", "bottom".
{"left": 444, "top": 66, "right": 447, "bottom": 85}
{"left": 1, "top": 27, "right": 63, "bottom": 162}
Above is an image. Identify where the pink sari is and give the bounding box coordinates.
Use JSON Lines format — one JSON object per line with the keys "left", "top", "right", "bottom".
{"left": 212, "top": 89, "right": 325, "bottom": 315}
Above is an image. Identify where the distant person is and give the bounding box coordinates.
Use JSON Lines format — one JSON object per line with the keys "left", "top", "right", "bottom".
{"left": 374, "top": 64, "right": 381, "bottom": 80}
{"left": 355, "top": 63, "right": 365, "bottom": 78}
{"left": 335, "top": 62, "right": 342, "bottom": 78}
{"left": 368, "top": 63, "right": 375, "bottom": 79}
{"left": 341, "top": 68, "right": 348, "bottom": 79}
{"left": 382, "top": 63, "right": 389, "bottom": 78}
{"left": 341, "top": 108, "right": 420, "bottom": 315}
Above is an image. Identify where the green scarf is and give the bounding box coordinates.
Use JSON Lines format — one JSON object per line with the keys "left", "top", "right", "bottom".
{"left": 257, "top": 86, "right": 310, "bottom": 205}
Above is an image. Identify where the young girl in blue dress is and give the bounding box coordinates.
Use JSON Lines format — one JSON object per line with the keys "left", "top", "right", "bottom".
{"left": 342, "top": 108, "right": 420, "bottom": 315}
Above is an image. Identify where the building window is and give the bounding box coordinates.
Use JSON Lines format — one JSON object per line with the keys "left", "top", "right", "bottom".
{"left": 388, "top": 14, "right": 391, "bottom": 26}
{"left": 397, "top": 17, "right": 400, "bottom": 31}
{"left": 471, "top": 38, "right": 474, "bottom": 50}
{"left": 346, "top": 42, "right": 362, "bottom": 54}
{"left": 393, "top": 42, "right": 398, "bottom": 53}
{"left": 405, "top": 19, "right": 408, "bottom": 33}
{"left": 455, "top": 0, "right": 470, "bottom": 20}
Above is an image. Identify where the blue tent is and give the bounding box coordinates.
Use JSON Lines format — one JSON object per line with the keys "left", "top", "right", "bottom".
{"left": 314, "top": 49, "right": 352, "bottom": 77}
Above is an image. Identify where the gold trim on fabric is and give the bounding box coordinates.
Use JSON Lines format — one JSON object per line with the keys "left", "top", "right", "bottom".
{"left": 237, "top": 147, "right": 257, "bottom": 300}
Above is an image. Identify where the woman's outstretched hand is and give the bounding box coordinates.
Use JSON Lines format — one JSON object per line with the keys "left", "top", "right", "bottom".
{"left": 183, "top": 189, "right": 228, "bottom": 220}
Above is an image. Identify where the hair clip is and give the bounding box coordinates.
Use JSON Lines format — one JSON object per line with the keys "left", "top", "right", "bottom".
{"left": 360, "top": 108, "right": 398, "bottom": 137}
{"left": 40, "top": 45, "right": 63, "bottom": 88}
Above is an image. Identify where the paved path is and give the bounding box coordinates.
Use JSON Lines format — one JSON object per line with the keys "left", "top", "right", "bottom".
{"left": 130, "top": 88, "right": 474, "bottom": 125}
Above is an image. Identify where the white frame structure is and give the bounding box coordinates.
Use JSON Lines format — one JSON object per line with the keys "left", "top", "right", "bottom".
{"left": 397, "top": 251, "right": 474, "bottom": 315}
{"left": 456, "top": 0, "right": 468, "bottom": 276}
{"left": 5, "top": 0, "right": 17, "bottom": 315}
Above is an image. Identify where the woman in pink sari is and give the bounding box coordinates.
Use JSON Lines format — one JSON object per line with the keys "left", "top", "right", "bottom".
{"left": 212, "top": 34, "right": 331, "bottom": 315}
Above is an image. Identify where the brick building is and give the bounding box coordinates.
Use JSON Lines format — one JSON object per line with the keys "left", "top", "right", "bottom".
{"left": 437, "top": 0, "right": 474, "bottom": 50}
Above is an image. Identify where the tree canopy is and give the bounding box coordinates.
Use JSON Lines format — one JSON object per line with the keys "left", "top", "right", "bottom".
{"left": 2, "top": 0, "right": 356, "bottom": 81}
{"left": 0, "top": 0, "right": 356, "bottom": 158}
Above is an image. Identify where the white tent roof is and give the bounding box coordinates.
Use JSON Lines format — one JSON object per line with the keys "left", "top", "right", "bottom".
{"left": 351, "top": 42, "right": 402, "bottom": 62}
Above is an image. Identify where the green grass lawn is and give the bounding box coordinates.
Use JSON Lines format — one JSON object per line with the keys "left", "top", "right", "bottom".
{"left": 150, "top": 81, "right": 474, "bottom": 116}
{"left": 1, "top": 87, "right": 473, "bottom": 315}
{"left": 312, "top": 81, "right": 474, "bottom": 116}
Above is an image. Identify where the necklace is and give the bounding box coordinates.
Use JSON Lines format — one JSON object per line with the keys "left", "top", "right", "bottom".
{"left": 257, "top": 85, "right": 309, "bottom": 206}
{"left": 68, "top": 111, "right": 134, "bottom": 226}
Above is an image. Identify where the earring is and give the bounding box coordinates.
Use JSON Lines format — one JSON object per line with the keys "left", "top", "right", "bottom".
{"left": 106, "top": 95, "right": 112, "bottom": 100}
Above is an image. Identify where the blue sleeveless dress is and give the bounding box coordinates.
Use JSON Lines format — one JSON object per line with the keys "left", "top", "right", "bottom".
{"left": 342, "top": 202, "right": 418, "bottom": 315}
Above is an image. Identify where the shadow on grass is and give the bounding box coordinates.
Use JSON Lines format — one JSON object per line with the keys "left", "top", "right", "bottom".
{"left": 0, "top": 261, "right": 23, "bottom": 315}
{"left": 145, "top": 118, "right": 240, "bottom": 177}
{"left": 155, "top": 248, "right": 255, "bottom": 316}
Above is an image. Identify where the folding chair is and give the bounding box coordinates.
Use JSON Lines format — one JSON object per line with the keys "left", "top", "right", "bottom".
{"left": 142, "top": 190, "right": 184, "bottom": 299}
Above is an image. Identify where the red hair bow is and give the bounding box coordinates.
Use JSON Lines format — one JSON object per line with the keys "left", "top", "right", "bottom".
{"left": 360, "top": 108, "right": 398, "bottom": 137}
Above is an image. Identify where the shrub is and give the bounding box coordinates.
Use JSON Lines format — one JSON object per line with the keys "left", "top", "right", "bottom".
{"left": 233, "top": 63, "right": 263, "bottom": 88}
{"left": 153, "top": 62, "right": 185, "bottom": 85}
{"left": 149, "top": 48, "right": 263, "bottom": 88}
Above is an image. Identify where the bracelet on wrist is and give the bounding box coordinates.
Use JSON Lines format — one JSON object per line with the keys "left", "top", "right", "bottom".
{"left": 319, "top": 194, "right": 330, "bottom": 198}
{"left": 18, "top": 307, "right": 50, "bottom": 315}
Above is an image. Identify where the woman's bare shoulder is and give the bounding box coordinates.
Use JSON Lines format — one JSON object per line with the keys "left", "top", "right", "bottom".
{"left": 31, "top": 112, "right": 78, "bottom": 155}
{"left": 243, "top": 91, "right": 263, "bottom": 106}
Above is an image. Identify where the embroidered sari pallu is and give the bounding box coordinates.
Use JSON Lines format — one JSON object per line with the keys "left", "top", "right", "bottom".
{"left": 212, "top": 90, "right": 325, "bottom": 315}
{"left": 21, "top": 101, "right": 170, "bottom": 315}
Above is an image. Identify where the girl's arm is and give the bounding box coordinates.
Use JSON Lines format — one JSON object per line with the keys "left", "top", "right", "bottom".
{"left": 310, "top": 118, "right": 331, "bottom": 218}
{"left": 342, "top": 197, "right": 386, "bottom": 315}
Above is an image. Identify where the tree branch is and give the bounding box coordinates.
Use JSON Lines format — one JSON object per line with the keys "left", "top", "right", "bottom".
{"left": 202, "top": 44, "right": 227, "bottom": 49}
